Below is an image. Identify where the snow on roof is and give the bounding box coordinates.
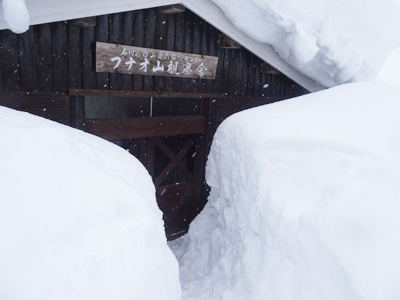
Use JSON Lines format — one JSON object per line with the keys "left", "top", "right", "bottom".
{"left": 212, "top": 0, "right": 400, "bottom": 88}
{"left": 1, "top": 0, "right": 399, "bottom": 90}
{"left": 0, "top": 0, "right": 322, "bottom": 92}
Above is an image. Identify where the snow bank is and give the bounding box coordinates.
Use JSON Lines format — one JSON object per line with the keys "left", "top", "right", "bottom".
{"left": 212, "top": 0, "right": 400, "bottom": 87}
{"left": 2, "top": 0, "right": 29, "bottom": 33}
{"left": 0, "top": 106, "right": 180, "bottom": 300}
{"left": 172, "top": 82, "right": 400, "bottom": 300}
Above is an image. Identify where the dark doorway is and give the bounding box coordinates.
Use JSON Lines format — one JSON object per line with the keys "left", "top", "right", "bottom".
{"left": 79, "top": 91, "right": 216, "bottom": 239}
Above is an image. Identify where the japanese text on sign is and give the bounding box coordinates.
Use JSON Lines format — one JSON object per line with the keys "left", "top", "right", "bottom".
{"left": 96, "top": 42, "right": 218, "bottom": 79}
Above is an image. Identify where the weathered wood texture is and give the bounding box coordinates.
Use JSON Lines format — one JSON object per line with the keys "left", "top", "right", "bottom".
{"left": 0, "top": 92, "right": 70, "bottom": 124}
{"left": 0, "top": 7, "right": 309, "bottom": 240}
{"left": 86, "top": 115, "right": 206, "bottom": 140}
{"left": 0, "top": 8, "right": 308, "bottom": 98}
{"left": 96, "top": 42, "right": 218, "bottom": 79}
{"left": 70, "top": 88, "right": 224, "bottom": 99}
{"left": 85, "top": 111, "right": 207, "bottom": 240}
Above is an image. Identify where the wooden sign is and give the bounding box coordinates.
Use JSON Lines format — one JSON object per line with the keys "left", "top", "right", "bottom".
{"left": 96, "top": 42, "right": 218, "bottom": 79}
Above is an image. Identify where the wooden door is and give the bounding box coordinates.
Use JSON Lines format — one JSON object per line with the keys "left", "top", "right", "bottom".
{"left": 85, "top": 99, "right": 208, "bottom": 240}
{"left": 126, "top": 133, "right": 205, "bottom": 239}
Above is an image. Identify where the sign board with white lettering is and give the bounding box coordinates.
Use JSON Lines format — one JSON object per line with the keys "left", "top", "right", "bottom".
{"left": 96, "top": 42, "right": 218, "bottom": 79}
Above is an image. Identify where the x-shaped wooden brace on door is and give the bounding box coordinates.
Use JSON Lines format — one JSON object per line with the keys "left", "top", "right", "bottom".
{"left": 153, "top": 135, "right": 198, "bottom": 187}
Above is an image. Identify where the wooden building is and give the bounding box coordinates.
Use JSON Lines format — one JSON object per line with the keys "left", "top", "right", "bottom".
{"left": 0, "top": 0, "right": 323, "bottom": 240}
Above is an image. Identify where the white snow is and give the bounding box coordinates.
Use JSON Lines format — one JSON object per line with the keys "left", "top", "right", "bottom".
{"left": 211, "top": 0, "right": 400, "bottom": 88}
{"left": 3, "top": 0, "right": 400, "bottom": 87}
{"left": 2, "top": 1, "right": 400, "bottom": 299}
{"left": 1, "top": 0, "right": 29, "bottom": 33}
{"left": 379, "top": 47, "right": 400, "bottom": 88}
{"left": 0, "top": 106, "right": 181, "bottom": 300}
{"left": 171, "top": 82, "right": 400, "bottom": 300}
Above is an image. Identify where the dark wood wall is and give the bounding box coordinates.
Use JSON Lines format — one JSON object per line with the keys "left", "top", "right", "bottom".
{"left": 0, "top": 7, "right": 309, "bottom": 240}
{"left": 0, "top": 8, "right": 307, "bottom": 98}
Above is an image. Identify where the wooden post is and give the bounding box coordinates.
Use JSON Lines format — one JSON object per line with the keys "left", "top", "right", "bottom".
{"left": 70, "top": 96, "right": 86, "bottom": 130}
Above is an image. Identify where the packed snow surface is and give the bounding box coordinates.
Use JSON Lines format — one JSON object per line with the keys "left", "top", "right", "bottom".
{"left": 0, "top": 106, "right": 180, "bottom": 300}
{"left": 171, "top": 82, "right": 400, "bottom": 300}
{"left": 212, "top": 0, "right": 400, "bottom": 87}
{"left": 1, "top": 0, "right": 29, "bottom": 33}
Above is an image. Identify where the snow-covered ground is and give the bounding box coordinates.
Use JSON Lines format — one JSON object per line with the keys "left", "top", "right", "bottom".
{"left": 3, "top": 85, "right": 399, "bottom": 300}
{"left": 0, "top": 106, "right": 181, "bottom": 300}
{"left": 2, "top": 1, "right": 400, "bottom": 299}
{"left": 171, "top": 82, "right": 400, "bottom": 300}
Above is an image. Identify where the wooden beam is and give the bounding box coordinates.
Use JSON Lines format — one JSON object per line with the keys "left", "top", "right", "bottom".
{"left": 260, "top": 63, "right": 281, "bottom": 75}
{"left": 70, "top": 96, "right": 86, "bottom": 130}
{"left": 69, "top": 88, "right": 225, "bottom": 99}
{"left": 216, "top": 95, "right": 287, "bottom": 106}
{"left": 217, "top": 34, "right": 241, "bottom": 49}
{"left": 0, "top": 91, "right": 70, "bottom": 124}
{"left": 158, "top": 4, "right": 186, "bottom": 14}
{"left": 70, "top": 17, "right": 96, "bottom": 27}
{"left": 85, "top": 115, "right": 207, "bottom": 140}
{"left": 154, "top": 136, "right": 197, "bottom": 187}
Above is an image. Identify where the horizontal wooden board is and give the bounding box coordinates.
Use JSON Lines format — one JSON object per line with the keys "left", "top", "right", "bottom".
{"left": 86, "top": 115, "right": 206, "bottom": 140}
{"left": 69, "top": 88, "right": 225, "bottom": 99}
{"left": 22, "top": 107, "right": 70, "bottom": 120}
{"left": 216, "top": 96, "right": 286, "bottom": 107}
{"left": 96, "top": 42, "right": 218, "bottom": 79}
{"left": 0, "top": 95, "right": 68, "bottom": 107}
{"left": 0, "top": 92, "right": 70, "bottom": 122}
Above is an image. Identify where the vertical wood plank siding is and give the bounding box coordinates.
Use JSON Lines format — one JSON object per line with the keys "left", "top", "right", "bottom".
{"left": 68, "top": 24, "right": 82, "bottom": 90}
{"left": 144, "top": 9, "right": 156, "bottom": 92}
{"left": 0, "top": 9, "right": 307, "bottom": 97}
{"left": 51, "top": 22, "right": 69, "bottom": 92}
{"left": 133, "top": 11, "right": 145, "bottom": 91}
{"left": 0, "top": 7, "right": 309, "bottom": 240}
{"left": 120, "top": 11, "right": 134, "bottom": 91}
{"left": 95, "top": 15, "right": 109, "bottom": 90}
{"left": 109, "top": 13, "right": 121, "bottom": 90}
{"left": 0, "top": 30, "right": 21, "bottom": 90}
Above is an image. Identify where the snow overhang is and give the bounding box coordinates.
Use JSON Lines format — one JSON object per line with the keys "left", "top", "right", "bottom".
{"left": 0, "top": 0, "right": 325, "bottom": 92}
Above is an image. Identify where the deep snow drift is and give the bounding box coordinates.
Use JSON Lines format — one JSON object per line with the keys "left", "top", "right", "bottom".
{"left": 171, "top": 82, "right": 400, "bottom": 300}
{"left": 0, "top": 106, "right": 180, "bottom": 300}
{"left": 212, "top": 0, "right": 400, "bottom": 87}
